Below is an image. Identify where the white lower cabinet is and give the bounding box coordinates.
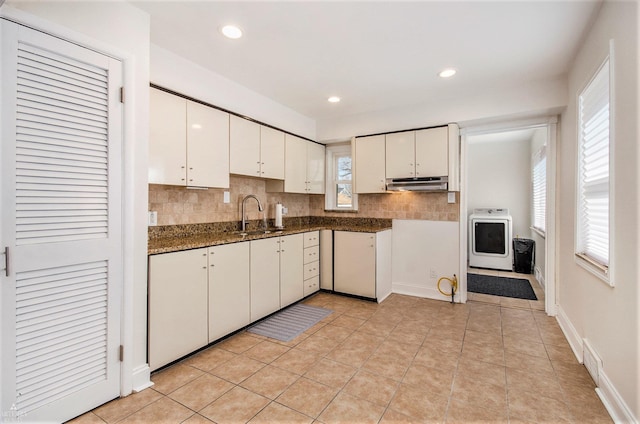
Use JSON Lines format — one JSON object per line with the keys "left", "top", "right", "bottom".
{"left": 208, "top": 242, "right": 250, "bottom": 342}
{"left": 334, "top": 230, "right": 392, "bottom": 300}
{"left": 320, "top": 230, "right": 333, "bottom": 290}
{"left": 148, "top": 248, "right": 209, "bottom": 371}
{"left": 279, "top": 234, "right": 304, "bottom": 308}
{"left": 303, "top": 231, "right": 320, "bottom": 296}
{"left": 149, "top": 231, "right": 320, "bottom": 369}
{"left": 250, "top": 237, "right": 282, "bottom": 321}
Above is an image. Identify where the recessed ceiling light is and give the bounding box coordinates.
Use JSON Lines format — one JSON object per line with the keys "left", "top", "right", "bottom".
{"left": 221, "top": 25, "right": 243, "bottom": 39}
{"left": 439, "top": 68, "right": 457, "bottom": 78}
{"left": 328, "top": 96, "right": 341, "bottom": 103}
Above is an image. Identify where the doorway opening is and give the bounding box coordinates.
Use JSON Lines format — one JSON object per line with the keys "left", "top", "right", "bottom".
{"left": 458, "top": 118, "right": 557, "bottom": 316}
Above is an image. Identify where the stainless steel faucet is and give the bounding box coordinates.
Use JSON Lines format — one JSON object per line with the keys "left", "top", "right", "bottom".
{"left": 241, "top": 194, "right": 264, "bottom": 232}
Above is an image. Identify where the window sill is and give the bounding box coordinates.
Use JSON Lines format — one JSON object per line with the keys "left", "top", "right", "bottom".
{"left": 575, "top": 253, "right": 612, "bottom": 287}
{"left": 530, "top": 227, "right": 546, "bottom": 239}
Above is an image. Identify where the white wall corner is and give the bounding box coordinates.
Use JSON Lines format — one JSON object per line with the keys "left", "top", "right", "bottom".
{"left": 131, "top": 364, "right": 154, "bottom": 393}
{"left": 595, "top": 370, "right": 639, "bottom": 424}
{"left": 555, "top": 306, "right": 584, "bottom": 363}
{"left": 534, "top": 266, "right": 545, "bottom": 289}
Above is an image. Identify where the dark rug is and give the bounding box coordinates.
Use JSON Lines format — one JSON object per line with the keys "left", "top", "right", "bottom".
{"left": 467, "top": 273, "right": 538, "bottom": 300}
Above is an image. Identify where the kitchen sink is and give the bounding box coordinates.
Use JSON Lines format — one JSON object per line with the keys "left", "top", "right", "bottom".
{"left": 233, "top": 229, "right": 282, "bottom": 237}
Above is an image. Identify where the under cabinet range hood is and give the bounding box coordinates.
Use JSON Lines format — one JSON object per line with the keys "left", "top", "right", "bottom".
{"left": 385, "top": 176, "right": 448, "bottom": 192}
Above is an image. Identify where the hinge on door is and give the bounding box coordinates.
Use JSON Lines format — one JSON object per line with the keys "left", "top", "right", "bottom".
{"left": 119, "top": 345, "right": 124, "bottom": 362}
{"left": 120, "top": 87, "right": 125, "bottom": 103}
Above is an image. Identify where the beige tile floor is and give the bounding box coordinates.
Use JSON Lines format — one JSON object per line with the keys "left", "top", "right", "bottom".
{"left": 71, "top": 277, "right": 613, "bottom": 424}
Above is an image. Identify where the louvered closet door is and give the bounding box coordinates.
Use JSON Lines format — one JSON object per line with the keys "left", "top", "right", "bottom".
{"left": 1, "top": 21, "right": 123, "bottom": 423}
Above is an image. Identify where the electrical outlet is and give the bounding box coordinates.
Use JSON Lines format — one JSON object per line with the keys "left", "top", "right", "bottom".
{"left": 148, "top": 211, "right": 158, "bottom": 226}
{"left": 223, "top": 191, "right": 230, "bottom": 204}
{"left": 430, "top": 268, "right": 438, "bottom": 279}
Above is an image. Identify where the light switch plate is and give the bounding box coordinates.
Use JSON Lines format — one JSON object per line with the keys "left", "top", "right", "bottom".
{"left": 447, "top": 192, "right": 456, "bottom": 204}
{"left": 223, "top": 191, "right": 230, "bottom": 204}
{"left": 148, "top": 211, "right": 157, "bottom": 226}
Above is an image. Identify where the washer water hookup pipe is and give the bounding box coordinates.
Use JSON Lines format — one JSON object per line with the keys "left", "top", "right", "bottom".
{"left": 437, "top": 274, "right": 458, "bottom": 304}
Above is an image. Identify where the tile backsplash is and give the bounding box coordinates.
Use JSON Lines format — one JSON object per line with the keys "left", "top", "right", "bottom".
{"left": 149, "top": 176, "right": 458, "bottom": 226}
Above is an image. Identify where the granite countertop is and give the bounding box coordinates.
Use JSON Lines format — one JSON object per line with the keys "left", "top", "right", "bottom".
{"left": 148, "top": 219, "right": 392, "bottom": 255}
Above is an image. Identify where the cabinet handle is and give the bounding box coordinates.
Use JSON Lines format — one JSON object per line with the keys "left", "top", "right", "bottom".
{"left": 181, "top": 166, "right": 185, "bottom": 169}
{"left": 281, "top": 249, "right": 285, "bottom": 252}
{"left": 189, "top": 179, "right": 193, "bottom": 182}
{"left": 210, "top": 264, "right": 214, "bottom": 267}
{"left": 416, "top": 163, "right": 420, "bottom": 166}
{"left": 202, "top": 266, "right": 207, "bottom": 269}
{"left": 257, "top": 161, "right": 261, "bottom": 164}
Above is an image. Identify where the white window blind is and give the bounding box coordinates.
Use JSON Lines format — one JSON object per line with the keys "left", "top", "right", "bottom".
{"left": 577, "top": 58, "right": 610, "bottom": 269}
{"left": 532, "top": 147, "right": 546, "bottom": 234}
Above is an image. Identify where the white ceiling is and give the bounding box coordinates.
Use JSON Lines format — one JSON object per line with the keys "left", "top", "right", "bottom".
{"left": 131, "top": 1, "right": 600, "bottom": 122}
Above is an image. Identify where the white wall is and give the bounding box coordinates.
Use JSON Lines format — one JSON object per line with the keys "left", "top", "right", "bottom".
{"left": 150, "top": 44, "right": 317, "bottom": 141}
{"left": 557, "top": 1, "right": 638, "bottom": 421}
{"left": 391, "top": 220, "right": 460, "bottom": 302}
{"left": 316, "top": 76, "right": 567, "bottom": 142}
{"left": 2, "top": 0, "right": 152, "bottom": 393}
{"left": 467, "top": 136, "right": 532, "bottom": 239}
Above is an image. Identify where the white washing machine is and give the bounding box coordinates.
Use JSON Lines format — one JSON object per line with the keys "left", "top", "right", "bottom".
{"left": 468, "top": 208, "right": 513, "bottom": 271}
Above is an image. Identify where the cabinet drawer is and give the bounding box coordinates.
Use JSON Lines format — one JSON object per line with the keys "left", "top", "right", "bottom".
{"left": 303, "top": 245, "right": 319, "bottom": 264}
{"left": 304, "top": 231, "right": 320, "bottom": 248}
{"left": 304, "top": 260, "right": 320, "bottom": 280}
{"left": 303, "top": 275, "right": 320, "bottom": 297}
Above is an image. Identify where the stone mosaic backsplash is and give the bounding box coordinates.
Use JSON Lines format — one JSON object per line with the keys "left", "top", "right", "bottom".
{"left": 149, "top": 175, "right": 459, "bottom": 226}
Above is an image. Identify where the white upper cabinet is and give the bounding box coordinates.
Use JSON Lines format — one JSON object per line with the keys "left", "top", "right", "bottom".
{"left": 229, "top": 115, "right": 261, "bottom": 177}
{"left": 149, "top": 87, "right": 229, "bottom": 188}
{"left": 277, "top": 134, "right": 325, "bottom": 194}
{"left": 385, "top": 127, "right": 449, "bottom": 179}
{"left": 354, "top": 134, "right": 386, "bottom": 193}
{"left": 149, "top": 88, "right": 187, "bottom": 185}
{"left": 230, "top": 116, "right": 286, "bottom": 180}
{"left": 260, "top": 125, "right": 285, "bottom": 179}
{"left": 284, "top": 134, "right": 308, "bottom": 193}
{"left": 187, "top": 101, "right": 230, "bottom": 188}
{"left": 306, "top": 141, "right": 325, "bottom": 194}
{"left": 415, "top": 126, "right": 448, "bottom": 178}
{"left": 385, "top": 130, "right": 415, "bottom": 178}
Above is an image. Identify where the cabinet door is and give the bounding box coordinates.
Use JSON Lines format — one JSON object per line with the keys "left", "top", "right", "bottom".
{"left": 355, "top": 135, "right": 386, "bottom": 193}
{"left": 306, "top": 141, "right": 326, "bottom": 194}
{"left": 250, "top": 238, "right": 281, "bottom": 321}
{"left": 148, "top": 249, "right": 208, "bottom": 371}
{"left": 230, "top": 115, "right": 261, "bottom": 177}
{"left": 415, "top": 127, "right": 448, "bottom": 178}
{"left": 208, "top": 242, "right": 250, "bottom": 342}
{"left": 320, "top": 230, "right": 333, "bottom": 290}
{"left": 149, "top": 88, "right": 187, "bottom": 185}
{"left": 279, "top": 234, "right": 304, "bottom": 308}
{"left": 260, "top": 126, "right": 285, "bottom": 179}
{"left": 284, "top": 134, "right": 308, "bottom": 193}
{"left": 187, "top": 101, "right": 230, "bottom": 188}
{"left": 334, "top": 231, "right": 376, "bottom": 298}
{"left": 385, "top": 131, "right": 415, "bottom": 178}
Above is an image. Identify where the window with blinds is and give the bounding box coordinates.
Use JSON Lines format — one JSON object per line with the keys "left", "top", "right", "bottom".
{"left": 532, "top": 146, "right": 546, "bottom": 234}
{"left": 576, "top": 57, "right": 610, "bottom": 276}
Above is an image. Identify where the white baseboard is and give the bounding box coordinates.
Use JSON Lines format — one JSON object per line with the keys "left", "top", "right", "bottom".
{"left": 555, "top": 306, "right": 584, "bottom": 362}
{"left": 392, "top": 282, "right": 460, "bottom": 303}
{"left": 556, "top": 307, "right": 637, "bottom": 424}
{"left": 131, "top": 364, "right": 154, "bottom": 392}
{"left": 596, "top": 370, "right": 638, "bottom": 424}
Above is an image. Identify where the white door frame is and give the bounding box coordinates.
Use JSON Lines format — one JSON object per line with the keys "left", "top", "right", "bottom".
{"left": 458, "top": 116, "right": 558, "bottom": 316}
